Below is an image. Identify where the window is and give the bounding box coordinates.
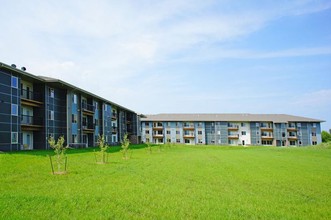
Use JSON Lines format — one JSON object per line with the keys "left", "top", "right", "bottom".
{"left": 185, "top": 139, "right": 190, "bottom": 144}
{"left": 11, "top": 104, "right": 18, "bottom": 116}
{"left": 146, "top": 138, "right": 150, "bottom": 143}
{"left": 198, "top": 131, "right": 202, "bottom": 135}
{"left": 49, "top": 88, "right": 54, "bottom": 98}
{"left": 145, "top": 130, "right": 150, "bottom": 134}
{"left": 312, "top": 141, "right": 317, "bottom": 145}
{"left": 167, "top": 122, "right": 171, "bottom": 127}
{"left": 241, "top": 131, "right": 246, "bottom": 135}
{"left": 312, "top": 132, "right": 316, "bottom": 137}
{"left": 256, "top": 123, "right": 260, "bottom": 127}
{"left": 299, "top": 141, "right": 302, "bottom": 145}
{"left": 72, "top": 135, "right": 77, "bottom": 143}
{"left": 11, "top": 132, "right": 18, "bottom": 144}
{"left": 282, "top": 132, "right": 286, "bottom": 138}
{"left": 297, "top": 123, "right": 301, "bottom": 127}
{"left": 198, "top": 139, "right": 203, "bottom": 144}
{"left": 217, "top": 131, "right": 221, "bottom": 135}
{"left": 197, "top": 122, "right": 202, "bottom": 127}
{"left": 166, "top": 130, "right": 171, "bottom": 135}
{"left": 176, "top": 139, "right": 180, "bottom": 143}
{"left": 73, "top": 94, "right": 77, "bottom": 104}
{"left": 49, "top": 110, "right": 54, "bottom": 120}
{"left": 313, "top": 123, "right": 316, "bottom": 128}
{"left": 256, "top": 131, "right": 259, "bottom": 135}
{"left": 167, "top": 138, "right": 171, "bottom": 143}
{"left": 145, "top": 122, "right": 149, "bottom": 126}
{"left": 72, "top": 114, "right": 77, "bottom": 123}
{"left": 262, "top": 140, "right": 273, "bottom": 145}
{"left": 241, "top": 123, "right": 246, "bottom": 127}
{"left": 176, "top": 131, "right": 180, "bottom": 135}
{"left": 11, "top": 76, "right": 18, "bottom": 88}
{"left": 290, "top": 141, "right": 296, "bottom": 146}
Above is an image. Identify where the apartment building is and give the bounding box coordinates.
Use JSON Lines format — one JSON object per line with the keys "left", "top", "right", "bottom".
{"left": 141, "top": 114, "right": 323, "bottom": 146}
{"left": 0, "top": 62, "right": 140, "bottom": 151}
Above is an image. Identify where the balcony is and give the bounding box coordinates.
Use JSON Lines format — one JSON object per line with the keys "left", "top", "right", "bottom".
{"left": 21, "top": 89, "right": 43, "bottom": 107}
{"left": 111, "top": 126, "right": 117, "bottom": 134}
{"left": 82, "top": 102, "right": 95, "bottom": 116}
{"left": 82, "top": 124, "right": 95, "bottom": 133}
{"left": 228, "top": 134, "right": 239, "bottom": 139}
{"left": 153, "top": 134, "right": 164, "bottom": 138}
{"left": 288, "top": 136, "right": 298, "bottom": 140}
{"left": 183, "top": 133, "right": 195, "bottom": 138}
{"left": 21, "top": 115, "right": 43, "bottom": 131}
{"left": 287, "top": 126, "right": 297, "bottom": 131}
{"left": 153, "top": 126, "right": 163, "bottom": 130}
{"left": 261, "top": 135, "right": 274, "bottom": 140}
{"left": 183, "top": 126, "right": 195, "bottom": 130}
{"left": 228, "top": 125, "right": 239, "bottom": 131}
{"left": 260, "top": 126, "right": 273, "bottom": 131}
{"left": 111, "top": 113, "right": 117, "bottom": 121}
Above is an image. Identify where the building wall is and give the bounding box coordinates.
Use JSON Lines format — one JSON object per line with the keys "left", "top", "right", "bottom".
{"left": 141, "top": 120, "right": 323, "bottom": 147}
{"left": 0, "top": 69, "right": 21, "bottom": 151}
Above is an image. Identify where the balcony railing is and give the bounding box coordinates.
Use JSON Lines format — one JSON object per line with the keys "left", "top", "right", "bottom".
{"left": 183, "top": 125, "right": 195, "bottom": 130}
{"left": 112, "top": 126, "right": 117, "bottom": 133}
{"left": 82, "top": 102, "right": 95, "bottom": 113}
{"left": 111, "top": 113, "right": 117, "bottom": 120}
{"left": 228, "top": 125, "right": 239, "bottom": 130}
{"left": 228, "top": 134, "right": 239, "bottom": 139}
{"left": 21, "top": 89, "right": 42, "bottom": 102}
{"left": 21, "top": 115, "right": 43, "bottom": 125}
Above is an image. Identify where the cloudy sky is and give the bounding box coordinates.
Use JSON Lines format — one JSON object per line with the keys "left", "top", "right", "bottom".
{"left": 1, "top": 0, "right": 331, "bottom": 130}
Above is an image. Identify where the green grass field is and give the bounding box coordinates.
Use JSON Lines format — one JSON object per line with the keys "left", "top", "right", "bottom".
{"left": 1, "top": 144, "right": 331, "bottom": 219}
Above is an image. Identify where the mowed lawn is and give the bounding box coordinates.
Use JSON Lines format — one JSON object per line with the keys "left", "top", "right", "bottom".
{"left": 0, "top": 144, "right": 330, "bottom": 219}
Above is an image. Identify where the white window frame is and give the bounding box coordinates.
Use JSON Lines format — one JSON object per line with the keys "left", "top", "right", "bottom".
{"left": 11, "top": 104, "right": 18, "bottom": 116}
{"left": 50, "top": 110, "right": 54, "bottom": 120}
{"left": 73, "top": 94, "right": 77, "bottom": 104}
{"left": 11, "top": 132, "right": 18, "bottom": 144}
{"left": 11, "top": 76, "right": 18, "bottom": 88}
{"left": 49, "top": 88, "right": 54, "bottom": 98}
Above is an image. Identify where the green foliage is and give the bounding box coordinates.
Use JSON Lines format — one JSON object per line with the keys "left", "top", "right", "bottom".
{"left": 1, "top": 145, "right": 331, "bottom": 219}
{"left": 48, "top": 136, "right": 67, "bottom": 174}
{"left": 146, "top": 142, "right": 153, "bottom": 154}
{"left": 121, "top": 133, "right": 130, "bottom": 160}
{"left": 97, "top": 134, "right": 108, "bottom": 164}
{"left": 322, "top": 130, "right": 331, "bottom": 142}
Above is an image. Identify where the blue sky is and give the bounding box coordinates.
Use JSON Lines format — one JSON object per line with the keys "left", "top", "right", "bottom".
{"left": 1, "top": 0, "right": 330, "bottom": 130}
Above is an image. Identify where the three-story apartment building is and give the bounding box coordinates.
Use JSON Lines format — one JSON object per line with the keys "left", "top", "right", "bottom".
{"left": 0, "top": 61, "right": 325, "bottom": 150}
{"left": 141, "top": 114, "right": 323, "bottom": 146}
{"left": 0, "top": 62, "right": 140, "bottom": 151}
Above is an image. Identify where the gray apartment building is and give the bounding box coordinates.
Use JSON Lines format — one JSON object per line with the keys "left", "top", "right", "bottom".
{"left": 141, "top": 114, "right": 323, "bottom": 146}
{"left": 0, "top": 61, "right": 325, "bottom": 151}
{"left": 0, "top": 62, "right": 140, "bottom": 151}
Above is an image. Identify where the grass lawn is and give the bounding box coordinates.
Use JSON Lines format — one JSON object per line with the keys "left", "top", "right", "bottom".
{"left": 0, "top": 144, "right": 331, "bottom": 219}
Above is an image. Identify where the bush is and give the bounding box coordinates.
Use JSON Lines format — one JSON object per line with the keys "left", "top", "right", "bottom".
{"left": 322, "top": 131, "right": 331, "bottom": 143}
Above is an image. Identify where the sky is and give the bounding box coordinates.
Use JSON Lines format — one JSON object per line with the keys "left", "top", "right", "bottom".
{"left": 1, "top": 0, "right": 331, "bottom": 130}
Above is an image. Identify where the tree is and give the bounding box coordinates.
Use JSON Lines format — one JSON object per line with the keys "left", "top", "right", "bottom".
{"left": 96, "top": 134, "right": 108, "bottom": 164}
{"left": 121, "top": 133, "right": 130, "bottom": 160}
{"left": 48, "top": 136, "right": 68, "bottom": 174}
{"left": 322, "top": 131, "right": 331, "bottom": 143}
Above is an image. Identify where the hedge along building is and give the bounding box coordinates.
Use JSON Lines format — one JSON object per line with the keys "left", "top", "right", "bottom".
{"left": 0, "top": 62, "right": 140, "bottom": 151}
{"left": 141, "top": 114, "right": 323, "bottom": 146}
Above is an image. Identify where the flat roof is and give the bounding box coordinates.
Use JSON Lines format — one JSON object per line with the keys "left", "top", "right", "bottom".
{"left": 141, "top": 113, "right": 324, "bottom": 123}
